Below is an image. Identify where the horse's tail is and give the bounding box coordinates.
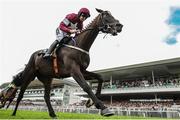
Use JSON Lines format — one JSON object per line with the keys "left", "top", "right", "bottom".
{"left": 10, "top": 52, "right": 36, "bottom": 91}
{"left": 0, "top": 51, "right": 37, "bottom": 109}
{"left": 20, "top": 51, "right": 37, "bottom": 81}
{"left": 11, "top": 70, "right": 24, "bottom": 87}
{"left": 10, "top": 51, "right": 36, "bottom": 87}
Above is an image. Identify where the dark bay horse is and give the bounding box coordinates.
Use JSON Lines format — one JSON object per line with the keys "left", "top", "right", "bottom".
{"left": 0, "top": 70, "right": 23, "bottom": 109}
{"left": 0, "top": 87, "right": 17, "bottom": 109}
{"left": 11, "top": 8, "right": 123, "bottom": 118}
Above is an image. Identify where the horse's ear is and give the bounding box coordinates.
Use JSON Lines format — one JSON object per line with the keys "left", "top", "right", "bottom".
{"left": 95, "top": 8, "right": 104, "bottom": 13}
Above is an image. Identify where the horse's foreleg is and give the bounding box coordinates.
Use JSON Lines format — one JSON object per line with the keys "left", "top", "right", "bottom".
{"left": 71, "top": 65, "right": 114, "bottom": 116}
{"left": 83, "top": 71, "right": 103, "bottom": 98}
{"left": 83, "top": 71, "right": 104, "bottom": 108}
{"left": 70, "top": 63, "right": 106, "bottom": 110}
{"left": 43, "top": 79, "right": 56, "bottom": 118}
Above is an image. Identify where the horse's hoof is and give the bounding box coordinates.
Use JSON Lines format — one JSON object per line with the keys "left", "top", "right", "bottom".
{"left": 101, "top": 108, "right": 114, "bottom": 117}
{"left": 85, "top": 99, "right": 94, "bottom": 108}
{"left": 50, "top": 113, "right": 57, "bottom": 118}
{"left": 52, "top": 116, "right": 58, "bottom": 120}
{"left": 11, "top": 113, "right": 16, "bottom": 116}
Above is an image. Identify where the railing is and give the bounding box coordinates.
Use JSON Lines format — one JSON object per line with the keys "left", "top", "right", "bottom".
{"left": 74, "top": 85, "right": 180, "bottom": 95}
{"left": 7, "top": 105, "right": 180, "bottom": 119}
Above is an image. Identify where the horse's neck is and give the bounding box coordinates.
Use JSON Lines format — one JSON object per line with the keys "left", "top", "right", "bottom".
{"left": 76, "top": 15, "right": 101, "bottom": 51}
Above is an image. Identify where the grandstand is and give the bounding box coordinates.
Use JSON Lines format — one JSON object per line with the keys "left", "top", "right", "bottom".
{"left": 75, "top": 57, "right": 180, "bottom": 111}
{"left": 1, "top": 57, "right": 180, "bottom": 118}
{"left": 22, "top": 78, "right": 82, "bottom": 106}
{"left": 0, "top": 78, "right": 82, "bottom": 106}
{"left": 72, "top": 57, "right": 180, "bottom": 118}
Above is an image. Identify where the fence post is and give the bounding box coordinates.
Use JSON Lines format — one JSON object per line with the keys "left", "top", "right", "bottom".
{"left": 143, "top": 112, "right": 146, "bottom": 118}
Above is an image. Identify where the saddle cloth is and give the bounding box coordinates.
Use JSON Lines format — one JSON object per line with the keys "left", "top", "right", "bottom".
{"left": 37, "top": 49, "right": 59, "bottom": 76}
{"left": 52, "top": 49, "right": 59, "bottom": 75}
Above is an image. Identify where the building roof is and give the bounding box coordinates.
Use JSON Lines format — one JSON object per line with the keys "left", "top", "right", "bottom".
{"left": 1, "top": 57, "right": 180, "bottom": 88}
{"left": 92, "top": 57, "right": 180, "bottom": 80}
{"left": 0, "top": 78, "right": 78, "bottom": 89}
{"left": 28, "top": 78, "right": 79, "bottom": 88}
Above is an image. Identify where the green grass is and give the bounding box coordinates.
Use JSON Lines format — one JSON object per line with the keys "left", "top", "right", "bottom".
{"left": 0, "top": 109, "right": 179, "bottom": 119}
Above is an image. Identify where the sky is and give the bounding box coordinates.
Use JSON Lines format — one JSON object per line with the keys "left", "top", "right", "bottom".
{"left": 0, "top": 0, "right": 180, "bottom": 85}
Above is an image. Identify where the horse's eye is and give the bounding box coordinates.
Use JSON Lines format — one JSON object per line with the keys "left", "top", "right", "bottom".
{"left": 104, "top": 25, "right": 108, "bottom": 29}
{"left": 104, "top": 25, "right": 110, "bottom": 30}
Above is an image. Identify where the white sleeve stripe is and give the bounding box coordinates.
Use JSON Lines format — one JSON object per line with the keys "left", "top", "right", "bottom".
{"left": 63, "top": 18, "right": 70, "bottom": 26}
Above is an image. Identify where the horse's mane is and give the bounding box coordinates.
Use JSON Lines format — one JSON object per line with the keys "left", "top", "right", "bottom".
{"left": 66, "top": 15, "right": 100, "bottom": 46}
{"left": 80, "top": 14, "right": 100, "bottom": 34}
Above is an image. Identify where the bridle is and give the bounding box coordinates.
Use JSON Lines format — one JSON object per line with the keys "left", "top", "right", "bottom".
{"left": 80, "top": 12, "right": 120, "bottom": 34}
{"left": 98, "top": 12, "right": 120, "bottom": 34}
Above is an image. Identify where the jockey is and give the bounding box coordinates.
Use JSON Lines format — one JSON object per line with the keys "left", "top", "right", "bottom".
{"left": 43, "top": 8, "right": 91, "bottom": 58}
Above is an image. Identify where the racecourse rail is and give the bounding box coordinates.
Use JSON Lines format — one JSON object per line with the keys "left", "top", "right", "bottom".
{"left": 6, "top": 105, "right": 180, "bottom": 119}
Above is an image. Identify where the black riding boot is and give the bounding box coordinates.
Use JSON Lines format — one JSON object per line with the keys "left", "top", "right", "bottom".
{"left": 43, "top": 40, "right": 59, "bottom": 58}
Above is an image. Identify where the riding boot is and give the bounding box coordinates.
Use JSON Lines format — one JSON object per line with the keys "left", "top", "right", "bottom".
{"left": 43, "top": 40, "right": 59, "bottom": 58}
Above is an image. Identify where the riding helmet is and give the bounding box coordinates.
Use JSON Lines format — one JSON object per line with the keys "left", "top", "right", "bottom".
{"left": 78, "top": 8, "right": 91, "bottom": 18}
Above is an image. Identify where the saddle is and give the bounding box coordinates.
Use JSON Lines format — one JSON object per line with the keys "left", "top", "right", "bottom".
{"left": 37, "top": 37, "right": 74, "bottom": 76}
{"left": 37, "top": 36, "right": 73, "bottom": 56}
{"left": 37, "top": 48, "right": 60, "bottom": 76}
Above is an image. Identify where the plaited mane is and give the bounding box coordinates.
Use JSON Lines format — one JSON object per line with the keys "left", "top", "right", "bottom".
{"left": 80, "top": 15, "right": 100, "bottom": 33}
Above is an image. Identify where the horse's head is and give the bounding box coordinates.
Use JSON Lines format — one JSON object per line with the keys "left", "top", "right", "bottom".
{"left": 96, "top": 8, "right": 123, "bottom": 36}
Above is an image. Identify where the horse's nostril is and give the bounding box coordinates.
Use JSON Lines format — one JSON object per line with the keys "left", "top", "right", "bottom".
{"left": 121, "top": 24, "right": 123, "bottom": 28}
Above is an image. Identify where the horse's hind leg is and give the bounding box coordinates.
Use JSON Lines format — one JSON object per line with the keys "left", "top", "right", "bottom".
{"left": 41, "top": 78, "right": 56, "bottom": 118}
{"left": 12, "top": 74, "right": 35, "bottom": 116}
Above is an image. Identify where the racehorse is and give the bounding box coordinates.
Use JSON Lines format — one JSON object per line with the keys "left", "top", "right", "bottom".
{"left": 0, "top": 71, "right": 23, "bottom": 109}
{"left": 10, "top": 8, "right": 123, "bottom": 118}
{"left": 0, "top": 87, "right": 17, "bottom": 109}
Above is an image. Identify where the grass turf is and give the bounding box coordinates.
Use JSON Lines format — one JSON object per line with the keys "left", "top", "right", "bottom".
{"left": 0, "top": 109, "right": 179, "bottom": 119}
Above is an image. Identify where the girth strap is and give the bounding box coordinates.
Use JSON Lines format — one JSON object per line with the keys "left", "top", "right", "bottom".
{"left": 63, "top": 44, "right": 89, "bottom": 55}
